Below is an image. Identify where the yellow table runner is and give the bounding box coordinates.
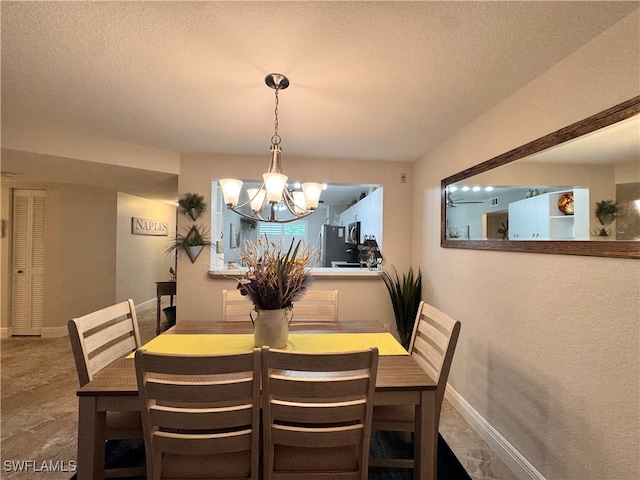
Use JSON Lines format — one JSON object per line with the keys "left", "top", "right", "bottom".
{"left": 129, "top": 333, "right": 408, "bottom": 357}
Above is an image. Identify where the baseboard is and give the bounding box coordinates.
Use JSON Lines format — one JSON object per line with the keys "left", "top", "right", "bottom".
{"left": 40, "top": 325, "right": 69, "bottom": 338}
{"left": 2, "top": 299, "right": 158, "bottom": 340}
{"left": 135, "top": 298, "right": 157, "bottom": 312}
{"left": 445, "top": 385, "right": 545, "bottom": 480}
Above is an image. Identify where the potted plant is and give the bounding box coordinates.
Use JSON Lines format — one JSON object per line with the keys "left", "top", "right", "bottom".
{"left": 237, "top": 236, "right": 317, "bottom": 347}
{"left": 380, "top": 266, "right": 422, "bottom": 349}
{"left": 178, "top": 192, "right": 207, "bottom": 221}
{"left": 166, "top": 225, "right": 212, "bottom": 263}
{"left": 594, "top": 199, "right": 619, "bottom": 236}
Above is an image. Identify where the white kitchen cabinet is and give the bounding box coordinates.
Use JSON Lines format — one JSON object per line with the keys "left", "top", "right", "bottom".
{"left": 508, "top": 188, "right": 588, "bottom": 241}
{"left": 338, "top": 188, "right": 383, "bottom": 246}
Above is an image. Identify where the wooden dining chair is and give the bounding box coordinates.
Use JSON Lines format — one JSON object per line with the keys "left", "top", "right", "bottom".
{"left": 261, "top": 346, "right": 378, "bottom": 480}
{"left": 67, "top": 298, "right": 144, "bottom": 477}
{"left": 288, "top": 289, "right": 339, "bottom": 330}
{"left": 135, "top": 349, "right": 261, "bottom": 480}
{"left": 369, "top": 301, "right": 461, "bottom": 469}
{"left": 222, "top": 288, "right": 253, "bottom": 322}
{"left": 223, "top": 288, "right": 339, "bottom": 328}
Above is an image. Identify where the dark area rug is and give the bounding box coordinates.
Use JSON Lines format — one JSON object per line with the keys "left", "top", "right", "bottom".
{"left": 71, "top": 431, "right": 470, "bottom": 479}
{"left": 369, "top": 430, "right": 471, "bottom": 480}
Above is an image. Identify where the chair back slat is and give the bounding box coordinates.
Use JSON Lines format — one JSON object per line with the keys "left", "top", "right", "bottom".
{"left": 150, "top": 404, "right": 253, "bottom": 431}
{"left": 89, "top": 335, "right": 138, "bottom": 375}
{"left": 84, "top": 319, "right": 138, "bottom": 353}
{"left": 271, "top": 399, "right": 366, "bottom": 424}
{"left": 266, "top": 350, "right": 372, "bottom": 371}
{"left": 269, "top": 375, "right": 371, "bottom": 399}
{"left": 140, "top": 350, "right": 253, "bottom": 374}
{"left": 146, "top": 377, "right": 253, "bottom": 403}
{"left": 272, "top": 424, "right": 364, "bottom": 448}
{"left": 153, "top": 429, "right": 253, "bottom": 456}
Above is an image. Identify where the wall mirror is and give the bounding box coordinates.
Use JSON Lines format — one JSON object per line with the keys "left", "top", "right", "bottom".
{"left": 441, "top": 96, "right": 640, "bottom": 259}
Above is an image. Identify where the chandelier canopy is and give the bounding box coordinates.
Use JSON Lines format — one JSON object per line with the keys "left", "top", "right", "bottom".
{"left": 219, "top": 73, "right": 323, "bottom": 223}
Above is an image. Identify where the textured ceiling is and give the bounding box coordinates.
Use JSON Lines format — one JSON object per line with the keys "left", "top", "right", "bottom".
{"left": 1, "top": 1, "right": 637, "bottom": 201}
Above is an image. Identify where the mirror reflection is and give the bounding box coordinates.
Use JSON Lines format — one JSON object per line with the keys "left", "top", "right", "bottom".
{"left": 443, "top": 110, "right": 639, "bottom": 246}
{"left": 211, "top": 181, "right": 383, "bottom": 268}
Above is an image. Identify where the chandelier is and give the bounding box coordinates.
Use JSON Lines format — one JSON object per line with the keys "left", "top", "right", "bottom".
{"left": 219, "top": 73, "right": 323, "bottom": 223}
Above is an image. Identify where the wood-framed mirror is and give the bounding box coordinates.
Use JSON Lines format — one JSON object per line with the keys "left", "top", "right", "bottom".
{"left": 441, "top": 96, "right": 640, "bottom": 259}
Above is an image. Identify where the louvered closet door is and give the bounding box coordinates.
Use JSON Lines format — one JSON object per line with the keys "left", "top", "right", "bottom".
{"left": 11, "top": 190, "right": 46, "bottom": 335}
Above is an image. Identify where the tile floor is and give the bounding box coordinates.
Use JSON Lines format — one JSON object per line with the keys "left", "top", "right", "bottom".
{"left": 0, "top": 305, "right": 517, "bottom": 480}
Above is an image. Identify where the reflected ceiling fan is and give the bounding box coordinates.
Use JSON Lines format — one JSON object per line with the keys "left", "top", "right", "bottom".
{"left": 446, "top": 193, "right": 484, "bottom": 207}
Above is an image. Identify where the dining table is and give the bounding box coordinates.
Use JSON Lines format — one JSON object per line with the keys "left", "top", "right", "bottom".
{"left": 75, "top": 320, "right": 438, "bottom": 480}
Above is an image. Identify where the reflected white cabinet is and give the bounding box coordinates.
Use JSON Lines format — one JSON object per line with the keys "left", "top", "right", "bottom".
{"left": 509, "top": 194, "right": 549, "bottom": 239}
{"left": 508, "top": 188, "right": 589, "bottom": 241}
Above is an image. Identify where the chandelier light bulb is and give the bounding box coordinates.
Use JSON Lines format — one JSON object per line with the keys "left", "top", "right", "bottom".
{"left": 220, "top": 178, "right": 243, "bottom": 206}
{"left": 302, "top": 182, "right": 322, "bottom": 210}
{"left": 247, "top": 188, "right": 266, "bottom": 212}
{"left": 292, "top": 191, "right": 306, "bottom": 214}
{"left": 263, "top": 172, "right": 288, "bottom": 203}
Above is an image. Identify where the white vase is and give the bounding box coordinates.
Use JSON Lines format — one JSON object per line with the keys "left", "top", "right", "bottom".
{"left": 250, "top": 307, "right": 293, "bottom": 348}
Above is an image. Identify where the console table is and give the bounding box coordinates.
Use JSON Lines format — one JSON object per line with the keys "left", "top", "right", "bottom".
{"left": 155, "top": 281, "right": 176, "bottom": 335}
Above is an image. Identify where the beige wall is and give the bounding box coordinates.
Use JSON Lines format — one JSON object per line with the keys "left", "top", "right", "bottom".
{"left": 176, "top": 153, "right": 414, "bottom": 325}
{"left": 616, "top": 160, "right": 640, "bottom": 184}
{"left": 1, "top": 159, "right": 178, "bottom": 336}
{"left": 414, "top": 10, "right": 639, "bottom": 480}
{"left": 1, "top": 179, "right": 117, "bottom": 335}
{"left": 116, "top": 193, "right": 177, "bottom": 304}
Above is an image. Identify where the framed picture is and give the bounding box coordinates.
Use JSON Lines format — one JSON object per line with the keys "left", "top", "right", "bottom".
{"left": 131, "top": 217, "right": 168, "bottom": 236}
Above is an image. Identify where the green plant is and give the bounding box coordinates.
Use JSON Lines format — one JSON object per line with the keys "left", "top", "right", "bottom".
{"left": 177, "top": 192, "right": 207, "bottom": 220}
{"left": 240, "top": 217, "right": 257, "bottom": 231}
{"left": 380, "top": 267, "right": 422, "bottom": 349}
{"left": 595, "top": 200, "right": 619, "bottom": 226}
{"left": 237, "top": 236, "right": 317, "bottom": 310}
{"left": 165, "top": 225, "right": 212, "bottom": 255}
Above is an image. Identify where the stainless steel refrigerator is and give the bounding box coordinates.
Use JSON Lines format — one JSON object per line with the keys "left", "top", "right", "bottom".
{"left": 320, "top": 225, "right": 350, "bottom": 267}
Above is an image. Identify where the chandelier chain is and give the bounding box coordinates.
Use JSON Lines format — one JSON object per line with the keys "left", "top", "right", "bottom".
{"left": 271, "top": 88, "right": 281, "bottom": 146}
{"left": 220, "top": 73, "right": 321, "bottom": 223}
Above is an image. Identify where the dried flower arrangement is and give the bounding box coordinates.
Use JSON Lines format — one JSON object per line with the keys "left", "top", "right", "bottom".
{"left": 238, "top": 236, "right": 316, "bottom": 310}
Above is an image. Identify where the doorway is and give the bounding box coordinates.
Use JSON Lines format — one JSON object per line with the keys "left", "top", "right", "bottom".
{"left": 10, "top": 189, "right": 46, "bottom": 335}
{"left": 482, "top": 210, "right": 509, "bottom": 240}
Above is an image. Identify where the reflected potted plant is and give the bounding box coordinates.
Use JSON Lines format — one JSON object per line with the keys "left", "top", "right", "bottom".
{"left": 380, "top": 266, "right": 422, "bottom": 349}
{"left": 594, "top": 200, "right": 619, "bottom": 237}
{"left": 237, "top": 236, "right": 316, "bottom": 348}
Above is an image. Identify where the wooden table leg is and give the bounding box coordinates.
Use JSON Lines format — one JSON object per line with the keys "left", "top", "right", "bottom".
{"left": 414, "top": 390, "right": 437, "bottom": 480}
{"left": 156, "top": 293, "right": 162, "bottom": 335}
{"left": 78, "top": 396, "right": 106, "bottom": 480}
